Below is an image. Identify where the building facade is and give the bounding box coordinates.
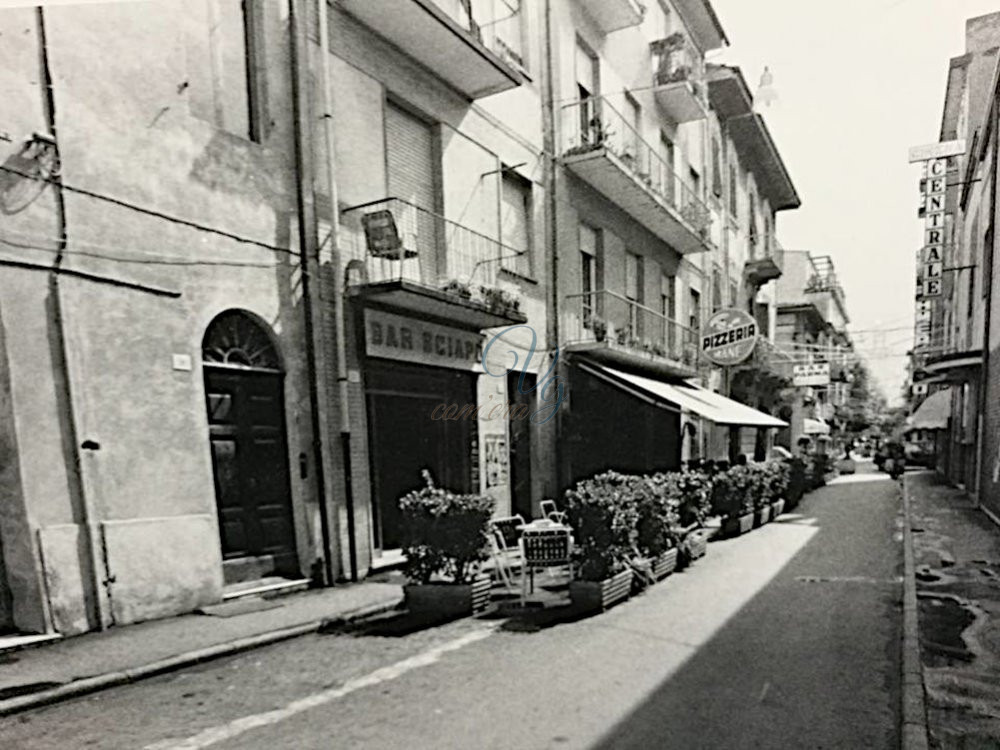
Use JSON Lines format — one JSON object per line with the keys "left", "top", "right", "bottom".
{"left": 0, "top": 0, "right": 803, "bottom": 637}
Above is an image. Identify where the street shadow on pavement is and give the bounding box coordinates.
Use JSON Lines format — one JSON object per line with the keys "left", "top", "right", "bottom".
{"left": 318, "top": 607, "right": 470, "bottom": 638}
{"left": 587, "top": 468, "right": 904, "bottom": 750}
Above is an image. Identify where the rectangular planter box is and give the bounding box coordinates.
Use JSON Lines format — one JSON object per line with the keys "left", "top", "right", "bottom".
{"left": 771, "top": 499, "right": 785, "bottom": 519}
{"left": 569, "top": 569, "right": 633, "bottom": 612}
{"left": 722, "top": 513, "right": 754, "bottom": 538}
{"left": 404, "top": 575, "right": 491, "bottom": 617}
{"left": 684, "top": 529, "right": 709, "bottom": 560}
{"left": 754, "top": 505, "right": 772, "bottom": 527}
{"left": 651, "top": 548, "right": 678, "bottom": 580}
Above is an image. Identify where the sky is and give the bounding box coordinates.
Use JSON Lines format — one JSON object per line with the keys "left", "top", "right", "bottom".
{"left": 709, "top": 0, "right": 1000, "bottom": 403}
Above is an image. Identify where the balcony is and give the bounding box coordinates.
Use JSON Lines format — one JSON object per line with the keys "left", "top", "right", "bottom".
{"left": 578, "top": 0, "right": 645, "bottom": 34}
{"left": 559, "top": 95, "right": 714, "bottom": 254}
{"left": 744, "top": 256, "right": 782, "bottom": 286}
{"left": 338, "top": 0, "right": 526, "bottom": 100}
{"left": 650, "top": 34, "right": 707, "bottom": 124}
{"left": 340, "top": 197, "right": 528, "bottom": 330}
{"left": 563, "top": 290, "right": 698, "bottom": 378}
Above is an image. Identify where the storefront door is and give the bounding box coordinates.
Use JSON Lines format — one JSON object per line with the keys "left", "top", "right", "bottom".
{"left": 366, "top": 360, "right": 476, "bottom": 552}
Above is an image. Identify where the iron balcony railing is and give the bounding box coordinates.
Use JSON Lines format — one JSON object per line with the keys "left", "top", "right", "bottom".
{"left": 559, "top": 93, "right": 713, "bottom": 238}
{"left": 564, "top": 289, "right": 698, "bottom": 367}
{"left": 340, "top": 197, "right": 523, "bottom": 298}
{"left": 650, "top": 33, "right": 705, "bottom": 92}
{"left": 435, "top": 0, "right": 525, "bottom": 70}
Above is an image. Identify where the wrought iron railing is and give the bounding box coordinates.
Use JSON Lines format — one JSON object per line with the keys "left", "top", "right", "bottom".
{"left": 340, "top": 197, "right": 523, "bottom": 300}
{"left": 559, "top": 94, "right": 713, "bottom": 238}
{"left": 564, "top": 289, "right": 698, "bottom": 367}
{"left": 435, "top": 0, "right": 524, "bottom": 70}
{"left": 650, "top": 33, "right": 705, "bottom": 93}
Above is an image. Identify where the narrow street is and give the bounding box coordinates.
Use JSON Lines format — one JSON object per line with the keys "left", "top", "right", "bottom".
{"left": 0, "top": 466, "right": 903, "bottom": 750}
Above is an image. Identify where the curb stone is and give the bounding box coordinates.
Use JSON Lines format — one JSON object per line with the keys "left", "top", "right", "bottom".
{"left": 0, "top": 596, "right": 402, "bottom": 718}
{"left": 901, "top": 476, "right": 930, "bottom": 750}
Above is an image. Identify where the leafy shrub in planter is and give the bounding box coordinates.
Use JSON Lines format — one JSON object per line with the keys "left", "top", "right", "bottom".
{"left": 634, "top": 474, "right": 681, "bottom": 558}
{"left": 399, "top": 471, "right": 494, "bottom": 585}
{"left": 760, "top": 461, "right": 790, "bottom": 503}
{"left": 564, "top": 471, "right": 638, "bottom": 582}
{"left": 675, "top": 470, "right": 711, "bottom": 527}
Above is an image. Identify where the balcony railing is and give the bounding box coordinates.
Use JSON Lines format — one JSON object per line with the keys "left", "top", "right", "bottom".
{"left": 341, "top": 197, "right": 523, "bottom": 303}
{"left": 650, "top": 34, "right": 707, "bottom": 123}
{"left": 564, "top": 289, "right": 698, "bottom": 369}
{"left": 560, "top": 95, "right": 712, "bottom": 246}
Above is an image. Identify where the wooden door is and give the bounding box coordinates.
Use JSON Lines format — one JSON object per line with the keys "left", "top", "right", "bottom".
{"left": 205, "top": 368, "right": 298, "bottom": 581}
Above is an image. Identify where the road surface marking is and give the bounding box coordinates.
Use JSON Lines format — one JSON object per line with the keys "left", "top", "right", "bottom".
{"left": 144, "top": 626, "right": 496, "bottom": 750}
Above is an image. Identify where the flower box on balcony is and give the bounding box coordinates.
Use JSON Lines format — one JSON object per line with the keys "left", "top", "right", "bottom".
{"left": 569, "top": 568, "right": 633, "bottom": 613}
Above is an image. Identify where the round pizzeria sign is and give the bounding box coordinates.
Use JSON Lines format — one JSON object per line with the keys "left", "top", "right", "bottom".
{"left": 700, "top": 308, "right": 758, "bottom": 366}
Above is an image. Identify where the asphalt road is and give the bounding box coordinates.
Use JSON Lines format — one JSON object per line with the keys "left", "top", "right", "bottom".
{"left": 0, "top": 466, "right": 903, "bottom": 750}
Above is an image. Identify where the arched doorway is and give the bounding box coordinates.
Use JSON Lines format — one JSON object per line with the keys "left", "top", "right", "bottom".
{"left": 202, "top": 311, "right": 299, "bottom": 585}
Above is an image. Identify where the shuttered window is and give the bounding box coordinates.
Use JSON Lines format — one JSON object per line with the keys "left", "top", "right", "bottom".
{"left": 500, "top": 171, "right": 532, "bottom": 277}
{"left": 385, "top": 101, "right": 439, "bottom": 274}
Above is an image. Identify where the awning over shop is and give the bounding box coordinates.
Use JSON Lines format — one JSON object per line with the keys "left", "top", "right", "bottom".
{"left": 803, "top": 418, "right": 830, "bottom": 435}
{"left": 908, "top": 388, "right": 952, "bottom": 430}
{"left": 578, "top": 362, "right": 787, "bottom": 428}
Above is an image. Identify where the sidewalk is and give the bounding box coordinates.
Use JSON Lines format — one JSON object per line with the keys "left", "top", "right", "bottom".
{"left": 906, "top": 470, "right": 1000, "bottom": 749}
{"left": 0, "top": 579, "right": 403, "bottom": 716}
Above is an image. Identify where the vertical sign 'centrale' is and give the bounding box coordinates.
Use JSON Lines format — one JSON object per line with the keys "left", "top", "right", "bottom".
{"left": 909, "top": 139, "right": 964, "bottom": 353}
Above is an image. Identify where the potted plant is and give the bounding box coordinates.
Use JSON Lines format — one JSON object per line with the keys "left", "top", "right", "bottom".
{"left": 675, "top": 470, "right": 711, "bottom": 564}
{"left": 441, "top": 279, "right": 472, "bottom": 300}
{"left": 399, "top": 471, "right": 495, "bottom": 617}
{"left": 480, "top": 285, "right": 521, "bottom": 316}
{"left": 749, "top": 464, "right": 772, "bottom": 527}
{"left": 591, "top": 315, "right": 608, "bottom": 342}
{"left": 633, "top": 474, "right": 681, "bottom": 583}
{"left": 716, "top": 467, "right": 755, "bottom": 537}
{"left": 764, "top": 461, "right": 790, "bottom": 519}
{"left": 564, "top": 472, "right": 637, "bottom": 612}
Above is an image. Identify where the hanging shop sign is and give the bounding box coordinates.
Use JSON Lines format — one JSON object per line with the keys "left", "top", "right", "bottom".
{"left": 364, "top": 309, "right": 484, "bottom": 370}
{"left": 700, "top": 308, "right": 758, "bottom": 366}
{"left": 792, "top": 362, "right": 831, "bottom": 387}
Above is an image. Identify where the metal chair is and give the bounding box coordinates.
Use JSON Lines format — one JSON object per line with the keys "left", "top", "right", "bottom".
{"left": 488, "top": 515, "right": 525, "bottom": 593}
{"left": 519, "top": 526, "right": 573, "bottom": 606}
{"left": 538, "top": 499, "right": 567, "bottom": 525}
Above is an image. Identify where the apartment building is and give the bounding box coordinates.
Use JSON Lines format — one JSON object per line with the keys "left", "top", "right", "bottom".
{"left": 0, "top": 0, "right": 804, "bottom": 637}
{"left": 911, "top": 13, "right": 1000, "bottom": 512}
{"left": 773, "top": 251, "right": 853, "bottom": 449}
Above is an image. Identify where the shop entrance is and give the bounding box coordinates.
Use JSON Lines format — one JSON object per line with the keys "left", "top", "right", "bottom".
{"left": 366, "top": 360, "right": 476, "bottom": 552}
{"left": 202, "top": 311, "right": 299, "bottom": 584}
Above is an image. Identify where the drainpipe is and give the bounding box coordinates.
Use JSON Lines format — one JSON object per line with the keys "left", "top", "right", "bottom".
{"left": 541, "top": 0, "right": 561, "bottom": 493}
{"left": 317, "top": 0, "right": 358, "bottom": 581}
{"left": 37, "top": 8, "right": 111, "bottom": 630}
{"left": 288, "top": 0, "right": 334, "bottom": 586}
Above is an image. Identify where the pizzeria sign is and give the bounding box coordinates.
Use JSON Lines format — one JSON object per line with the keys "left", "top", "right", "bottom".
{"left": 700, "top": 309, "right": 758, "bottom": 366}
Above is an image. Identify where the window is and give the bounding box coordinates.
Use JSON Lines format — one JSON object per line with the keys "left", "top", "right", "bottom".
{"left": 712, "top": 266, "right": 722, "bottom": 311}
{"left": 576, "top": 39, "right": 599, "bottom": 144}
{"left": 711, "top": 138, "right": 722, "bottom": 198}
{"left": 625, "top": 252, "right": 643, "bottom": 338}
{"left": 207, "top": 0, "right": 266, "bottom": 142}
{"left": 662, "top": 273, "right": 676, "bottom": 353}
{"left": 763, "top": 214, "right": 771, "bottom": 256}
{"left": 689, "top": 167, "right": 701, "bottom": 200}
{"left": 500, "top": 170, "right": 533, "bottom": 278}
{"left": 730, "top": 280, "right": 739, "bottom": 307}
{"left": 580, "top": 223, "right": 598, "bottom": 324}
{"left": 688, "top": 288, "right": 701, "bottom": 331}
{"left": 624, "top": 93, "right": 642, "bottom": 163}
{"left": 748, "top": 191, "right": 758, "bottom": 257}
{"left": 729, "top": 164, "right": 738, "bottom": 218}
{"left": 659, "top": 132, "right": 675, "bottom": 203}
